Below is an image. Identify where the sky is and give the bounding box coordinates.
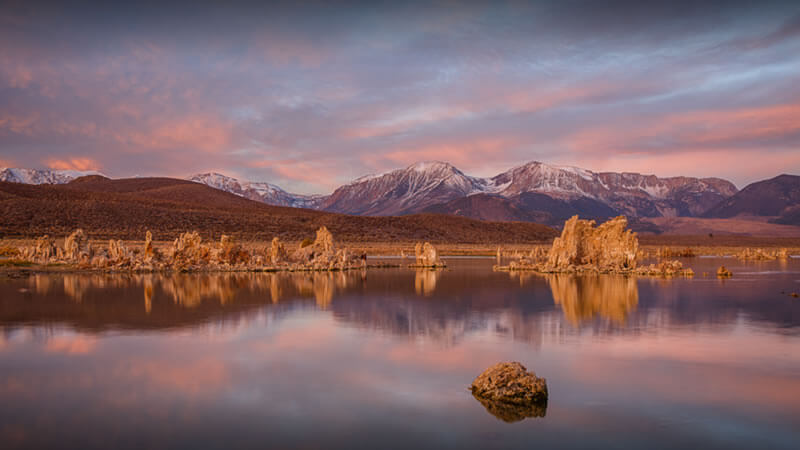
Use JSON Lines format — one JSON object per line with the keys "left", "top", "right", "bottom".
{"left": 1, "top": 0, "right": 799, "bottom": 194}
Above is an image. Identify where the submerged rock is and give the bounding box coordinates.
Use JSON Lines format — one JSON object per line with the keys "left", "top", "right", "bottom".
{"left": 470, "top": 362, "right": 548, "bottom": 407}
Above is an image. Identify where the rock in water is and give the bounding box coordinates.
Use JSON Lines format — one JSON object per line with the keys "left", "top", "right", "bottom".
{"left": 412, "top": 242, "right": 443, "bottom": 267}
{"left": 546, "top": 215, "right": 638, "bottom": 271}
{"left": 717, "top": 265, "right": 733, "bottom": 277}
{"left": 269, "top": 237, "right": 289, "bottom": 265}
{"left": 471, "top": 362, "right": 548, "bottom": 405}
{"left": 64, "top": 229, "right": 89, "bottom": 262}
{"left": 143, "top": 231, "right": 157, "bottom": 262}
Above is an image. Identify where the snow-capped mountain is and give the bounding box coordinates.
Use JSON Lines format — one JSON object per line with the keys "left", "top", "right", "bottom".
{"left": 0, "top": 167, "right": 102, "bottom": 184}
{"left": 318, "top": 160, "right": 737, "bottom": 219}
{"left": 320, "top": 161, "right": 490, "bottom": 215}
{"left": 187, "top": 172, "right": 325, "bottom": 209}
{"left": 5, "top": 161, "right": 742, "bottom": 223}
{"left": 487, "top": 161, "right": 738, "bottom": 218}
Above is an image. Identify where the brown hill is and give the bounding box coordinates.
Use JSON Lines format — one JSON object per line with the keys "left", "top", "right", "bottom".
{"left": 0, "top": 176, "right": 557, "bottom": 243}
{"left": 704, "top": 174, "right": 800, "bottom": 224}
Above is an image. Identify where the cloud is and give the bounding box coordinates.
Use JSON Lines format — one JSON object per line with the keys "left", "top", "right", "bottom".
{"left": 0, "top": 1, "right": 798, "bottom": 191}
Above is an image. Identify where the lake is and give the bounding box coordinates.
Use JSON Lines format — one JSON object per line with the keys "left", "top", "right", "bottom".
{"left": 1, "top": 257, "right": 799, "bottom": 449}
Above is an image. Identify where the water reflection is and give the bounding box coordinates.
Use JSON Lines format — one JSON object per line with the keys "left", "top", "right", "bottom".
{"left": 547, "top": 274, "right": 638, "bottom": 325}
{"left": 472, "top": 393, "right": 547, "bottom": 423}
{"left": 414, "top": 269, "right": 441, "bottom": 296}
{"left": 1, "top": 261, "right": 799, "bottom": 340}
{"left": 1, "top": 259, "right": 800, "bottom": 449}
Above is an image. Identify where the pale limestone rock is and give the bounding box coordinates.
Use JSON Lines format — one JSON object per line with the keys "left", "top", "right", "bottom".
{"left": 64, "top": 229, "right": 90, "bottom": 262}
{"left": 269, "top": 237, "right": 289, "bottom": 265}
{"left": 546, "top": 216, "right": 638, "bottom": 271}
{"left": 23, "top": 235, "right": 56, "bottom": 264}
{"left": 737, "top": 248, "right": 777, "bottom": 261}
{"left": 215, "top": 235, "right": 248, "bottom": 265}
{"left": 413, "top": 242, "right": 443, "bottom": 267}
{"left": 108, "top": 239, "right": 130, "bottom": 264}
{"left": 144, "top": 231, "right": 157, "bottom": 262}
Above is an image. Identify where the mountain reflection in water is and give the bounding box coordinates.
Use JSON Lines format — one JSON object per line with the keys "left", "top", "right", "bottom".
{"left": 1, "top": 258, "right": 799, "bottom": 449}
{"left": 2, "top": 259, "right": 800, "bottom": 338}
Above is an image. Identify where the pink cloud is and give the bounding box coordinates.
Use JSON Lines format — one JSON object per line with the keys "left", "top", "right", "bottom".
{"left": 44, "top": 336, "right": 98, "bottom": 355}
{"left": 46, "top": 157, "right": 101, "bottom": 171}
{"left": 567, "top": 102, "right": 800, "bottom": 154}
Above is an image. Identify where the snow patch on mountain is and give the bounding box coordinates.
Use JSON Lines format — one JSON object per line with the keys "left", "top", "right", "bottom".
{"left": 0, "top": 167, "right": 102, "bottom": 184}
{"left": 187, "top": 172, "right": 325, "bottom": 208}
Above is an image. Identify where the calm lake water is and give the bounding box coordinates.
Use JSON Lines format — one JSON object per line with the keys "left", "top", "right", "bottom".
{"left": 1, "top": 257, "right": 799, "bottom": 449}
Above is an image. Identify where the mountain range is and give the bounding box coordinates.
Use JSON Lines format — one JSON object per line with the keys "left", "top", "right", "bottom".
{"left": 3, "top": 162, "right": 799, "bottom": 226}
{"left": 191, "top": 161, "right": 741, "bottom": 225}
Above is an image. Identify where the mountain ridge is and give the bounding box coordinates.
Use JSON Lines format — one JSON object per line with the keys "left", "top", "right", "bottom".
{"left": 6, "top": 161, "right": 798, "bottom": 227}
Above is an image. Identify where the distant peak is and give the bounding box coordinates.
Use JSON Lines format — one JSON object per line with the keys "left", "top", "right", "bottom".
{"left": 407, "top": 161, "right": 456, "bottom": 171}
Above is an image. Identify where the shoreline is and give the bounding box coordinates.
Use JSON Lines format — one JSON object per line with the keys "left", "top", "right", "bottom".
{"left": 4, "top": 238, "right": 800, "bottom": 258}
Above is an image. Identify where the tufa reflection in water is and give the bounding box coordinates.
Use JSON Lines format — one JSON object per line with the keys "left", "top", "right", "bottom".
{"left": 510, "top": 272, "right": 639, "bottom": 325}
{"left": 27, "top": 271, "right": 367, "bottom": 313}
{"left": 414, "top": 269, "right": 441, "bottom": 296}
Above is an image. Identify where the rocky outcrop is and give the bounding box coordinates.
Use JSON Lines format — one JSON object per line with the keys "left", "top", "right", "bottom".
{"left": 470, "top": 362, "right": 547, "bottom": 422}
{"left": 496, "top": 215, "right": 692, "bottom": 276}
{"left": 21, "top": 235, "right": 57, "bottom": 264}
{"left": 737, "top": 248, "right": 782, "bottom": 261}
{"left": 545, "top": 216, "right": 638, "bottom": 271}
{"left": 143, "top": 231, "right": 157, "bottom": 262}
{"left": 717, "top": 266, "right": 733, "bottom": 277}
{"left": 107, "top": 240, "right": 131, "bottom": 264}
{"left": 410, "top": 242, "right": 445, "bottom": 268}
{"left": 12, "top": 226, "right": 365, "bottom": 273}
{"left": 269, "top": 237, "right": 289, "bottom": 265}
{"left": 64, "top": 229, "right": 91, "bottom": 262}
{"left": 656, "top": 246, "right": 696, "bottom": 258}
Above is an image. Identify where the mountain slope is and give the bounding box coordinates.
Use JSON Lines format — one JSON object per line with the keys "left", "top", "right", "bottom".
{"left": 3, "top": 162, "right": 746, "bottom": 224}
{"left": 188, "top": 172, "right": 324, "bottom": 208}
{"left": 0, "top": 176, "right": 557, "bottom": 242}
{"left": 490, "top": 161, "right": 737, "bottom": 218}
{"left": 0, "top": 167, "right": 101, "bottom": 184}
{"left": 422, "top": 192, "right": 619, "bottom": 225}
{"left": 703, "top": 174, "right": 800, "bottom": 225}
{"left": 321, "top": 161, "right": 488, "bottom": 215}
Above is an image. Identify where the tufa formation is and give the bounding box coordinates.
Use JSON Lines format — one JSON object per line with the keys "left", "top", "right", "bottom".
{"left": 496, "top": 215, "right": 693, "bottom": 276}
{"left": 13, "top": 226, "right": 366, "bottom": 273}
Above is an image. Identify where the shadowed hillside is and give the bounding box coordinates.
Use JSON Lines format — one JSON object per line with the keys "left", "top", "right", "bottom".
{"left": 704, "top": 174, "right": 800, "bottom": 225}
{"left": 0, "top": 177, "right": 557, "bottom": 243}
